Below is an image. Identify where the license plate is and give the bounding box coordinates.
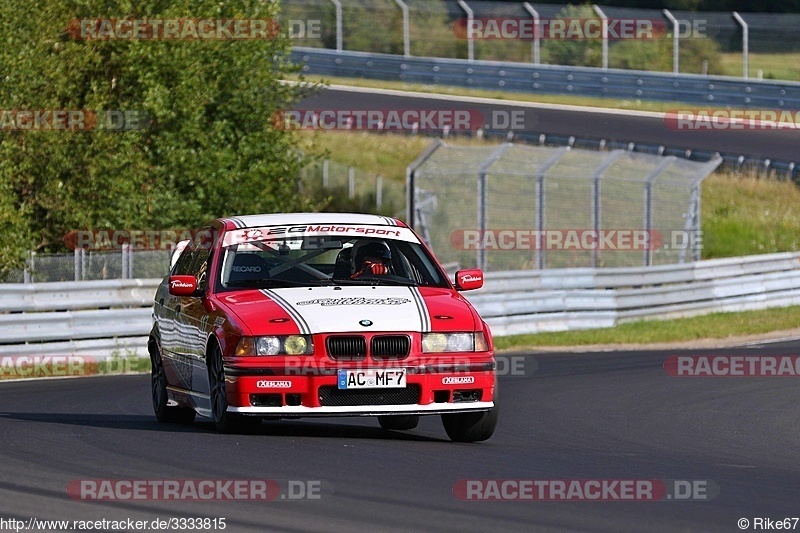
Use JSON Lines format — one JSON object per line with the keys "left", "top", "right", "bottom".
{"left": 337, "top": 369, "right": 406, "bottom": 390}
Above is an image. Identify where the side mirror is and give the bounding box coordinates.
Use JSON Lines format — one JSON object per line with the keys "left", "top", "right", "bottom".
{"left": 455, "top": 269, "right": 484, "bottom": 291}
{"left": 169, "top": 275, "right": 199, "bottom": 297}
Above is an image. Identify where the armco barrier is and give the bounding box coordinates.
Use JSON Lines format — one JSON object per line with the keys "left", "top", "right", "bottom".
{"left": 469, "top": 252, "right": 800, "bottom": 336}
{"left": 1, "top": 252, "right": 800, "bottom": 357}
{"left": 0, "top": 279, "right": 160, "bottom": 358}
{"left": 291, "top": 47, "right": 800, "bottom": 109}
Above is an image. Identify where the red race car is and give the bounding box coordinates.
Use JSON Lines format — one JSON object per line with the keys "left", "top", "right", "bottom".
{"left": 149, "top": 213, "right": 498, "bottom": 441}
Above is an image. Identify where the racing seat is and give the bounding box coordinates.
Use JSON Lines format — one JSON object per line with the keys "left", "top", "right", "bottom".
{"left": 332, "top": 248, "right": 352, "bottom": 279}
{"left": 227, "top": 253, "right": 269, "bottom": 285}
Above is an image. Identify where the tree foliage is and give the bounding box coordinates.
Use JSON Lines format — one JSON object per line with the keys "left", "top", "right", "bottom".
{"left": 0, "top": 0, "right": 315, "bottom": 277}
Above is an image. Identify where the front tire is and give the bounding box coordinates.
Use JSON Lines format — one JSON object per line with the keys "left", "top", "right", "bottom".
{"left": 441, "top": 389, "right": 499, "bottom": 442}
{"left": 150, "top": 341, "right": 196, "bottom": 424}
{"left": 378, "top": 415, "right": 419, "bottom": 431}
{"left": 208, "top": 341, "right": 260, "bottom": 434}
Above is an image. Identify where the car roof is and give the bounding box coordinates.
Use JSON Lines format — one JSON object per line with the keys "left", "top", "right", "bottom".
{"left": 223, "top": 213, "right": 404, "bottom": 229}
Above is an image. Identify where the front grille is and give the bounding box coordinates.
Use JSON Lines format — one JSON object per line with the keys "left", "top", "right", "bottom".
{"left": 371, "top": 335, "right": 411, "bottom": 359}
{"left": 318, "top": 385, "right": 421, "bottom": 407}
{"left": 326, "top": 336, "right": 367, "bottom": 360}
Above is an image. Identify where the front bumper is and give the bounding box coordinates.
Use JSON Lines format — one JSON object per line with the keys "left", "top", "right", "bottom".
{"left": 229, "top": 402, "right": 494, "bottom": 416}
{"left": 223, "top": 356, "right": 496, "bottom": 417}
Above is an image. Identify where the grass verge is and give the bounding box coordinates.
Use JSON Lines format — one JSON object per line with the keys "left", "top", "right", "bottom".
{"left": 721, "top": 52, "right": 800, "bottom": 81}
{"left": 494, "top": 306, "right": 800, "bottom": 350}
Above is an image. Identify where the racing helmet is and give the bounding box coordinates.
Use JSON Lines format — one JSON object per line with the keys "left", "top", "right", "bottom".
{"left": 351, "top": 240, "right": 392, "bottom": 275}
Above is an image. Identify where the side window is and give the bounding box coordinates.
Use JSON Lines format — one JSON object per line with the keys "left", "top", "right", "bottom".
{"left": 192, "top": 248, "right": 211, "bottom": 291}
{"left": 190, "top": 226, "right": 215, "bottom": 291}
{"left": 172, "top": 246, "right": 196, "bottom": 276}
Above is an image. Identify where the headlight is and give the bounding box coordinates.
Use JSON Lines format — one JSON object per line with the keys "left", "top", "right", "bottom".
{"left": 283, "top": 335, "right": 309, "bottom": 355}
{"left": 235, "top": 336, "right": 314, "bottom": 356}
{"left": 256, "top": 336, "right": 281, "bottom": 356}
{"left": 422, "top": 332, "right": 488, "bottom": 353}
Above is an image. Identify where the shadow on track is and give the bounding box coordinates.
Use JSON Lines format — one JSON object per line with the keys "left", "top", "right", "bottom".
{"left": 0, "top": 412, "right": 448, "bottom": 442}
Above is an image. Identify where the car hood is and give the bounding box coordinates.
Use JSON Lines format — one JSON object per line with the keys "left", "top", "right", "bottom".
{"left": 220, "top": 285, "right": 477, "bottom": 335}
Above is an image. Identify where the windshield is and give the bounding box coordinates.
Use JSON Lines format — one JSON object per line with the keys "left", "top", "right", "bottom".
{"left": 218, "top": 234, "right": 449, "bottom": 290}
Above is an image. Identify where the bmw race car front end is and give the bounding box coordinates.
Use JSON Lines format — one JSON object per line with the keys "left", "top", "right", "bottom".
{"left": 220, "top": 328, "right": 496, "bottom": 417}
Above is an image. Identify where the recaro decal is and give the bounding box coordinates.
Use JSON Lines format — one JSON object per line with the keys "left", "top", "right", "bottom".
{"left": 232, "top": 266, "right": 261, "bottom": 273}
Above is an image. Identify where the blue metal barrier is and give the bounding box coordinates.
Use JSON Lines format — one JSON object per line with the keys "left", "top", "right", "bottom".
{"left": 291, "top": 47, "right": 800, "bottom": 109}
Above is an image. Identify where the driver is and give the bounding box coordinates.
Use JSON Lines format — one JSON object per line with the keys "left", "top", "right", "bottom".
{"left": 351, "top": 241, "right": 392, "bottom": 278}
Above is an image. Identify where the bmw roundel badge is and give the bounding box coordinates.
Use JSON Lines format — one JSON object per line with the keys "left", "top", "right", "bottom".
{"left": 359, "top": 319, "right": 373, "bottom": 327}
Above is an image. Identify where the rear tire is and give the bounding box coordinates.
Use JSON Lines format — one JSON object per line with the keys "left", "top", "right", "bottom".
{"left": 441, "top": 389, "right": 499, "bottom": 442}
{"left": 150, "top": 341, "right": 196, "bottom": 424}
{"left": 378, "top": 415, "right": 419, "bottom": 431}
{"left": 208, "top": 341, "right": 261, "bottom": 434}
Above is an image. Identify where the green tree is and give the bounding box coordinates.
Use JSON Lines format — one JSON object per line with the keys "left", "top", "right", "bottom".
{"left": 0, "top": 0, "right": 316, "bottom": 276}
{"left": 541, "top": 4, "right": 603, "bottom": 68}
{"left": 611, "top": 32, "right": 723, "bottom": 74}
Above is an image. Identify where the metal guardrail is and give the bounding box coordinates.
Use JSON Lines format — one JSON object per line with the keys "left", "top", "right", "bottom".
{"left": 0, "top": 279, "right": 160, "bottom": 357}
{"left": 2, "top": 252, "right": 799, "bottom": 356}
{"left": 292, "top": 47, "right": 800, "bottom": 108}
{"left": 0, "top": 278, "right": 160, "bottom": 312}
{"left": 467, "top": 252, "right": 800, "bottom": 336}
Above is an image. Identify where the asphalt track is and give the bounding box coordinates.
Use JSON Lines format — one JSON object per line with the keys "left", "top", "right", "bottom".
{"left": 2, "top": 342, "right": 800, "bottom": 532}
{"left": 297, "top": 87, "right": 800, "bottom": 163}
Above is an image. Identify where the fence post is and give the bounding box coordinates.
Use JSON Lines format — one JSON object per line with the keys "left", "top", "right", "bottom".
{"left": 128, "top": 243, "right": 134, "bottom": 279}
{"left": 406, "top": 139, "right": 444, "bottom": 227}
{"left": 327, "top": 0, "right": 343, "bottom": 52}
{"left": 643, "top": 156, "right": 677, "bottom": 266}
{"left": 533, "top": 147, "right": 569, "bottom": 269}
{"left": 348, "top": 167, "right": 355, "bottom": 199}
{"left": 74, "top": 249, "right": 81, "bottom": 282}
{"left": 523, "top": 3, "right": 540, "bottom": 65}
{"left": 662, "top": 10, "right": 679, "bottom": 74}
{"left": 376, "top": 175, "right": 383, "bottom": 210}
{"left": 24, "top": 251, "right": 33, "bottom": 283}
{"left": 590, "top": 150, "right": 625, "bottom": 268}
{"left": 732, "top": 12, "right": 749, "bottom": 79}
{"left": 593, "top": 5, "right": 609, "bottom": 70}
{"left": 121, "top": 244, "right": 128, "bottom": 279}
{"left": 322, "top": 159, "right": 329, "bottom": 188}
{"left": 81, "top": 248, "right": 87, "bottom": 281}
{"left": 457, "top": 0, "right": 474, "bottom": 62}
{"left": 393, "top": 0, "right": 410, "bottom": 57}
{"left": 476, "top": 144, "right": 511, "bottom": 271}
